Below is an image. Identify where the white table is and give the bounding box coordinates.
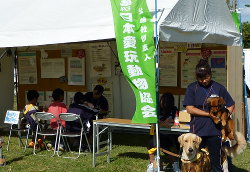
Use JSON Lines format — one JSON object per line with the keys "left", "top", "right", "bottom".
{"left": 92, "top": 118, "right": 189, "bottom": 167}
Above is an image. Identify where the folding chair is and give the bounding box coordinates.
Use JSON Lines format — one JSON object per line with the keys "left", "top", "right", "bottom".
{"left": 4, "top": 110, "right": 30, "bottom": 152}
{"left": 33, "top": 112, "right": 59, "bottom": 157}
{"left": 57, "top": 113, "right": 91, "bottom": 159}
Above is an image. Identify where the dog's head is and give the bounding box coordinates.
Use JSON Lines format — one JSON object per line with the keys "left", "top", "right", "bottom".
{"left": 207, "top": 97, "right": 225, "bottom": 114}
{"left": 178, "top": 133, "right": 202, "bottom": 157}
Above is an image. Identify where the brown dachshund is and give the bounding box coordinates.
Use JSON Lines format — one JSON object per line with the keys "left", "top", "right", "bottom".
{"left": 207, "top": 97, "right": 234, "bottom": 141}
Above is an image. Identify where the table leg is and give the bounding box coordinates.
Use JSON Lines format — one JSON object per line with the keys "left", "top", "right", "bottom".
{"left": 92, "top": 122, "right": 96, "bottom": 167}
{"left": 97, "top": 123, "right": 100, "bottom": 153}
{"left": 107, "top": 126, "right": 111, "bottom": 163}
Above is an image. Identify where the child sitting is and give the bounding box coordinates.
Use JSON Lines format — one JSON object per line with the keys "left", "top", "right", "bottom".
{"left": 66, "top": 92, "right": 97, "bottom": 151}
{"left": 47, "top": 88, "right": 67, "bottom": 150}
{"left": 23, "top": 90, "right": 45, "bottom": 149}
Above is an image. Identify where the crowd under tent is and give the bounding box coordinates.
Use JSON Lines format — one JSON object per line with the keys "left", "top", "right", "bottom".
{"left": 0, "top": 0, "right": 245, "bottom": 134}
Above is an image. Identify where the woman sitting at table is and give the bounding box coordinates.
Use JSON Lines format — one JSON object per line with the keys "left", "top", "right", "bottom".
{"left": 146, "top": 92, "right": 180, "bottom": 172}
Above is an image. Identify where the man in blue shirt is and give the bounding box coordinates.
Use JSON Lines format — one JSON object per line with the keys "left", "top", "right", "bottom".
{"left": 183, "top": 59, "right": 235, "bottom": 172}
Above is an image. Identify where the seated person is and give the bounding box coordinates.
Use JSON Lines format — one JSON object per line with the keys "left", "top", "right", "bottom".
{"left": 85, "top": 85, "right": 109, "bottom": 119}
{"left": 23, "top": 90, "right": 44, "bottom": 149}
{"left": 67, "top": 92, "right": 98, "bottom": 151}
{"left": 47, "top": 88, "right": 67, "bottom": 150}
{"left": 147, "top": 92, "right": 180, "bottom": 172}
{"left": 47, "top": 88, "right": 67, "bottom": 129}
{"left": 66, "top": 92, "right": 97, "bottom": 132}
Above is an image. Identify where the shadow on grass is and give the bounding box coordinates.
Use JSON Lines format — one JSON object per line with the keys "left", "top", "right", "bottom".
{"left": 232, "top": 165, "right": 249, "bottom": 172}
{"left": 112, "top": 133, "right": 149, "bottom": 147}
{"left": 117, "top": 152, "right": 148, "bottom": 160}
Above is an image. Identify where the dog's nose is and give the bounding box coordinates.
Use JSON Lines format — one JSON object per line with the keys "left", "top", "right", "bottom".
{"left": 188, "top": 148, "right": 193, "bottom": 152}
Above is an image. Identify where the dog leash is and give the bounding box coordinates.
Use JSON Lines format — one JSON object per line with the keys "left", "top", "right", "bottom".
{"left": 160, "top": 148, "right": 180, "bottom": 158}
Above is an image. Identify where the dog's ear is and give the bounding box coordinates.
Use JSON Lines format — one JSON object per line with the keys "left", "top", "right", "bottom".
{"left": 207, "top": 97, "right": 212, "bottom": 104}
{"left": 178, "top": 134, "right": 185, "bottom": 147}
{"left": 218, "top": 97, "right": 226, "bottom": 105}
{"left": 195, "top": 135, "right": 202, "bottom": 148}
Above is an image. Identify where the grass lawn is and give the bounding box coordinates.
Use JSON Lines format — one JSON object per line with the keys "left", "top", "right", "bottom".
{"left": 0, "top": 133, "right": 249, "bottom": 172}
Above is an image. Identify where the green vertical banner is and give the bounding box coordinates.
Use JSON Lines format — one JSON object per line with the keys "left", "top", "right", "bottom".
{"left": 231, "top": 12, "right": 240, "bottom": 32}
{"left": 110, "top": 0, "right": 157, "bottom": 123}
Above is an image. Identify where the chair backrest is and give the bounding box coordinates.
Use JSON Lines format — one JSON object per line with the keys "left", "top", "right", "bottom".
{"left": 59, "top": 113, "right": 80, "bottom": 122}
{"left": 4, "top": 110, "right": 21, "bottom": 125}
{"left": 35, "top": 112, "right": 56, "bottom": 121}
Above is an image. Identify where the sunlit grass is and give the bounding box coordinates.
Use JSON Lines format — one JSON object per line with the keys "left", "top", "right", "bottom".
{"left": 0, "top": 133, "right": 249, "bottom": 172}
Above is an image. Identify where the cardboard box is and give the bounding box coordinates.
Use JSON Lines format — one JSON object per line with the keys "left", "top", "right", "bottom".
{"left": 179, "top": 111, "right": 191, "bottom": 122}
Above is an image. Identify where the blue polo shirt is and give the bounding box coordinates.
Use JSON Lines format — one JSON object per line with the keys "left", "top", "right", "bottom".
{"left": 183, "top": 80, "right": 235, "bottom": 136}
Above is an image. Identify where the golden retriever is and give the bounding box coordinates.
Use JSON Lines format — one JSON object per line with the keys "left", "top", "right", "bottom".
{"left": 178, "top": 132, "right": 247, "bottom": 172}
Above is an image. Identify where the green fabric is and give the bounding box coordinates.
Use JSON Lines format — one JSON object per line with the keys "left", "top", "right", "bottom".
{"left": 231, "top": 12, "right": 240, "bottom": 32}
{"left": 110, "top": 0, "right": 157, "bottom": 123}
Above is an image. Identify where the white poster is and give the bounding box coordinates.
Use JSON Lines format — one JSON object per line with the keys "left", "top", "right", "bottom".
{"left": 18, "top": 52, "right": 37, "bottom": 84}
{"left": 89, "top": 42, "right": 112, "bottom": 77}
{"left": 68, "top": 57, "right": 85, "bottom": 85}
{"left": 181, "top": 50, "right": 201, "bottom": 88}
{"left": 159, "top": 48, "right": 178, "bottom": 86}
{"left": 209, "top": 50, "right": 227, "bottom": 88}
{"left": 41, "top": 58, "right": 65, "bottom": 78}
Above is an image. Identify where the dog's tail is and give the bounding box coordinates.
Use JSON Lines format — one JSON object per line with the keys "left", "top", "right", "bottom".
{"left": 223, "top": 131, "right": 247, "bottom": 158}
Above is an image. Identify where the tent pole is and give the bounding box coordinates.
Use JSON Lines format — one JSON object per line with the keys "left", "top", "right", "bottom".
{"left": 154, "top": 0, "right": 160, "bottom": 171}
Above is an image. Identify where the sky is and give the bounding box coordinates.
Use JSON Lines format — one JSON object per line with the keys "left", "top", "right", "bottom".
{"left": 238, "top": 0, "right": 250, "bottom": 22}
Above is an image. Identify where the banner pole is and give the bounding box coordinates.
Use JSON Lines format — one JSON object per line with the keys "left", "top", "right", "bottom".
{"left": 154, "top": 0, "right": 160, "bottom": 171}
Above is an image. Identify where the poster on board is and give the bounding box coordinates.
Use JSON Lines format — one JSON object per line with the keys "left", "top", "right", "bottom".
{"left": 41, "top": 58, "right": 65, "bottom": 78}
{"left": 181, "top": 50, "right": 201, "bottom": 88}
{"left": 18, "top": 52, "right": 37, "bottom": 84}
{"left": 68, "top": 57, "right": 85, "bottom": 85}
{"left": 209, "top": 50, "right": 227, "bottom": 87}
{"left": 89, "top": 42, "right": 112, "bottom": 77}
{"left": 159, "top": 47, "right": 178, "bottom": 86}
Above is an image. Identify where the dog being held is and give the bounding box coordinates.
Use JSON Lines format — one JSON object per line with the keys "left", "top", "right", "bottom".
{"left": 178, "top": 132, "right": 247, "bottom": 172}
{"left": 207, "top": 97, "right": 234, "bottom": 141}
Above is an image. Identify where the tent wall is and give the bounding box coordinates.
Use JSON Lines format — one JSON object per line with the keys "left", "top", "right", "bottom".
{"left": 16, "top": 42, "right": 135, "bottom": 121}
{"left": 227, "top": 46, "right": 244, "bottom": 134}
{"left": 0, "top": 51, "right": 14, "bottom": 127}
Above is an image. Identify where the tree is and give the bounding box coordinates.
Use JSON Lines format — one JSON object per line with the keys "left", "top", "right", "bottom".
{"left": 242, "top": 22, "right": 250, "bottom": 48}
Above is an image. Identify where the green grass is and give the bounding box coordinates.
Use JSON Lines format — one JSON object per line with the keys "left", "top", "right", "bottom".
{"left": 0, "top": 133, "right": 249, "bottom": 172}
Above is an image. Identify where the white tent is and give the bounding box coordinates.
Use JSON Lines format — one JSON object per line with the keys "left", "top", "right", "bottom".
{"left": 0, "top": 0, "right": 240, "bottom": 48}
{"left": 160, "top": 0, "right": 241, "bottom": 46}
{"left": 0, "top": 0, "right": 179, "bottom": 48}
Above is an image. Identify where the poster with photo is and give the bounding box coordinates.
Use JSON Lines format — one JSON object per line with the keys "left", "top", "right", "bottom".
{"left": 68, "top": 57, "right": 85, "bottom": 85}
{"left": 89, "top": 42, "right": 112, "bottom": 77}
{"left": 181, "top": 50, "right": 201, "bottom": 88}
{"left": 159, "top": 48, "right": 178, "bottom": 86}
{"left": 18, "top": 52, "right": 37, "bottom": 84}
{"left": 209, "top": 50, "right": 227, "bottom": 87}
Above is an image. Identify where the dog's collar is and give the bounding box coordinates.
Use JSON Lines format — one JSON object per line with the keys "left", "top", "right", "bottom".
{"left": 181, "top": 148, "right": 209, "bottom": 163}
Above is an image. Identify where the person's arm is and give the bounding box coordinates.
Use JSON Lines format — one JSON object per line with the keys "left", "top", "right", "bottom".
{"left": 227, "top": 104, "right": 235, "bottom": 114}
{"left": 186, "top": 105, "right": 210, "bottom": 117}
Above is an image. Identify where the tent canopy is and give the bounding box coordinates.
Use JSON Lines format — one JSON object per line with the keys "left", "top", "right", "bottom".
{"left": 0, "top": 0, "right": 240, "bottom": 48}
{"left": 159, "top": 0, "right": 241, "bottom": 46}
